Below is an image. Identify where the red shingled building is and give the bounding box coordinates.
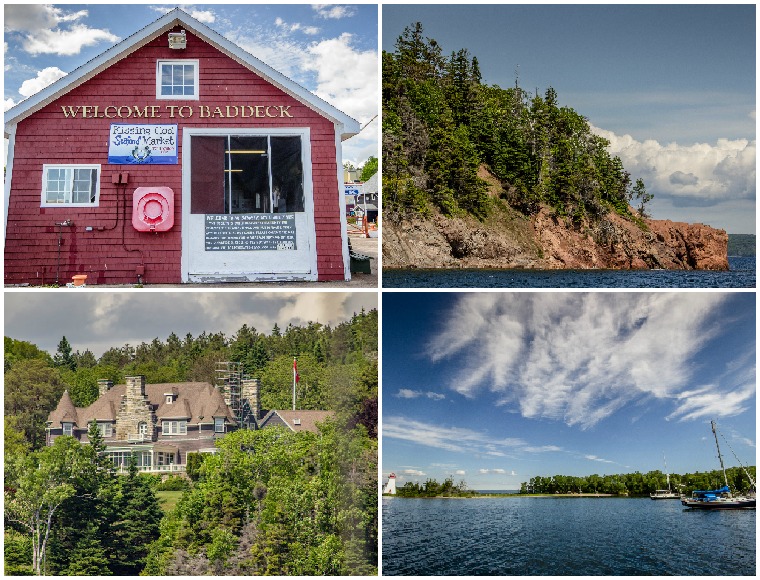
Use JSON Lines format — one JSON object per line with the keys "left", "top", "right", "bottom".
{"left": 4, "top": 8, "right": 360, "bottom": 284}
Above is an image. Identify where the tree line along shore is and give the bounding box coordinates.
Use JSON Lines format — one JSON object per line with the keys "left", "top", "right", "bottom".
{"left": 387, "top": 466, "right": 756, "bottom": 498}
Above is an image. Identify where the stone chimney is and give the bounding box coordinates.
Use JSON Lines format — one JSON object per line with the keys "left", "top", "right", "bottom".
{"left": 97, "top": 379, "right": 113, "bottom": 398}
{"left": 242, "top": 378, "right": 261, "bottom": 420}
{"left": 126, "top": 375, "right": 146, "bottom": 398}
{"left": 115, "top": 376, "right": 154, "bottom": 441}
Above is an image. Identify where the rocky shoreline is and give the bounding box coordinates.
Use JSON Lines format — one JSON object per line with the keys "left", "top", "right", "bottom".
{"left": 382, "top": 205, "right": 729, "bottom": 271}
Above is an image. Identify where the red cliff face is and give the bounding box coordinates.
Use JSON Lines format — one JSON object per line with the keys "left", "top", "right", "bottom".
{"left": 534, "top": 208, "right": 729, "bottom": 271}
{"left": 382, "top": 206, "right": 729, "bottom": 271}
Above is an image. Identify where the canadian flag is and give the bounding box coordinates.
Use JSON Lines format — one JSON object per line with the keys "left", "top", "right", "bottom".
{"left": 293, "top": 358, "right": 300, "bottom": 383}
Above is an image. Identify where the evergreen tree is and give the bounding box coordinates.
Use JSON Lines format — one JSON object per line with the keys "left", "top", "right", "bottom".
{"left": 64, "top": 521, "right": 111, "bottom": 576}
{"left": 110, "top": 455, "right": 163, "bottom": 575}
{"left": 53, "top": 336, "right": 76, "bottom": 371}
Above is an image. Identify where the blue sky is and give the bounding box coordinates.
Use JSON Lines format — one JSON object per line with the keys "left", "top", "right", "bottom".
{"left": 383, "top": 4, "right": 756, "bottom": 234}
{"left": 4, "top": 4, "right": 378, "bottom": 166}
{"left": 382, "top": 292, "right": 756, "bottom": 491}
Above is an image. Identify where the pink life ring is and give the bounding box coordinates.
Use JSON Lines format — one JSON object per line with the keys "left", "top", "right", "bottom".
{"left": 132, "top": 187, "right": 174, "bottom": 232}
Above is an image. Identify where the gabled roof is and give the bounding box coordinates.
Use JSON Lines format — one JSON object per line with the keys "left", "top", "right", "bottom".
{"left": 258, "top": 409, "right": 334, "bottom": 434}
{"left": 47, "top": 381, "right": 237, "bottom": 428}
{"left": 4, "top": 8, "right": 360, "bottom": 139}
{"left": 48, "top": 390, "right": 79, "bottom": 425}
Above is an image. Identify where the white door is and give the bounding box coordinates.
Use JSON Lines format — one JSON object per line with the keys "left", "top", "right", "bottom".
{"left": 182, "top": 128, "right": 317, "bottom": 282}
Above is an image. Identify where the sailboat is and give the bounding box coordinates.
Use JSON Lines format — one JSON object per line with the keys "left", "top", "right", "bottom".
{"left": 681, "top": 421, "right": 756, "bottom": 510}
{"left": 650, "top": 454, "right": 680, "bottom": 499}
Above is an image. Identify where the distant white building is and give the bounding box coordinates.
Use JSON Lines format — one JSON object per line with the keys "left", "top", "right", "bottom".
{"left": 383, "top": 472, "right": 397, "bottom": 494}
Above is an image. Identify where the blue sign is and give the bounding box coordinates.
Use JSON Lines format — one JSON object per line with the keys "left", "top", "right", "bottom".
{"left": 108, "top": 124, "right": 178, "bottom": 164}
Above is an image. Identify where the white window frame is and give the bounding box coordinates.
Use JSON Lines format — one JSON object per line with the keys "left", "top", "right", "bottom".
{"left": 62, "top": 422, "right": 73, "bottom": 436}
{"left": 162, "top": 420, "right": 187, "bottom": 435}
{"left": 97, "top": 422, "right": 113, "bottom": 438}
{"left": 214, "top": 417, "right": 225, "bottom": 433}
{"left": 138, "top": 422, "right": 148, "bottom": 437}
{"left": 166, "top": 395, "right": 173, "bottom": 404}
{"left": 41, "top": 164, "right": 101, "bottom": 207}
{"left": 156, "top": 59, "right": 200, "bottom": 100}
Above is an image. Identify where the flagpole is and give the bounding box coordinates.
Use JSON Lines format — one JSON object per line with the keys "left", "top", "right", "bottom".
{"left": 293, "top": 358, "right": 296, "bottom": 410}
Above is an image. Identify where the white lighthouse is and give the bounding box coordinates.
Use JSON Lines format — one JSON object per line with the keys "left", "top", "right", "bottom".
{"left": 383, "top": 472, "right": 397, "bottom": 495}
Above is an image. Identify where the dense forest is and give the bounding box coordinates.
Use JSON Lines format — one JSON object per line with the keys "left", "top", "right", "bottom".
{"left": 393, "top": 477, "right": 475, "bottom": 498}
{"left": 727, "top": 234, "right": 756, "bottom": 256}
{"left": 4, "top": 310, "right": 378, "bottom": 575}
{"left": 520, "top": 465, "right": 756, "bottom": 496}
{"left": 383, "top": 23, "right": 651, "bottom": 228}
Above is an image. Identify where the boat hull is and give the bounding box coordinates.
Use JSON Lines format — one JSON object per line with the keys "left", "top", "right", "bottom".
{"left": 681, "top": 498, "right": 756, "bottom": 510}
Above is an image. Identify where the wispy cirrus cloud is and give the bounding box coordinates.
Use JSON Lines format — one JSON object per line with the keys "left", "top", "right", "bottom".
{"left": 395, "top": 389, "right": 446, "bottom": 401}
{"left": 427, "top": 294, "right": 754, "bottom": 428}
{"left": 383, "top": 416, "right": 560, "bottom": 458}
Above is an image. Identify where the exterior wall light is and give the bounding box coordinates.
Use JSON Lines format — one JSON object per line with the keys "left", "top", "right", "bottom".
{"left": 168, "top": 30, "right": 186, "bottom": 49}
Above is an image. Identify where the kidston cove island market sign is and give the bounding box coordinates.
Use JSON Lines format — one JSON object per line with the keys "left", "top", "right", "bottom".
{"left": 60, "top": 103, "right": 295, "bottom": 119}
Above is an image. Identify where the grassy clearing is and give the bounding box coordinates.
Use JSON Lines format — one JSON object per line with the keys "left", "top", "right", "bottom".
{"left": 156, "top": 490, "right": 184, "bottom": 513}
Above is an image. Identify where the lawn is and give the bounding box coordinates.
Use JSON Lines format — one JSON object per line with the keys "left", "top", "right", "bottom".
{"left": 156, "top": 490, "right": 184, "bottom": 513}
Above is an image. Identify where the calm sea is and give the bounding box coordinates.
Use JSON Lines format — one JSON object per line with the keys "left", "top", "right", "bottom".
{"left": 382, "top": 257, "right": 756, "bottom": 288}
{"left": 382, "top": 497, "right": 756, "bottom": 575}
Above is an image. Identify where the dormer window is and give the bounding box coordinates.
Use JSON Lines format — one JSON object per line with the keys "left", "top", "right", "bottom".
{"left": 166, "top": 395, "right": 173, "bottom": 404}
{"left": 97, "top": 422, "right": 113, "bottom": 438}
{"left": 214, "top": 417, "right": 225, "bottom": 433}
{"left": 62, "top": 422, "right": 73, "bottom": 436}
{"left": 156, "top": 59, "right": 199, "bottom": 100}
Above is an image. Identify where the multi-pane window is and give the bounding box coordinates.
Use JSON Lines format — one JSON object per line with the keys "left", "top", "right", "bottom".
{"left": 97, "top": 422, "right": 113, "bottom": 438}
{"left": 42, "top": 165, "right": 99, "bottom": 206}
{"left": 214, "top": 417, "right": 225, "bottom": 433}
{"left": 106, "top": 450, "right": 152, "bottom": 470}
{"left": 162, "top": 420, "right": 187, "bottom": 435}
{"left": 62, "top": 422, "right": 73, "bottom": 436}
{"left": 138, "top": 422, "right": 148, "bottom": 438}
{"left": 157, "top": 60, "right": 199, "bottom": 99}
{"left": 157, "top": 452, "right": 175, "bottom": 466}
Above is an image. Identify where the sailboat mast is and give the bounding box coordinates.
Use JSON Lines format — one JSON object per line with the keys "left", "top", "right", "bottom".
{"left": 663, "top": 453, "right": 671, "bottom": 492}
{"left": 711, "top": 420, "right": 730, "bottom": 489}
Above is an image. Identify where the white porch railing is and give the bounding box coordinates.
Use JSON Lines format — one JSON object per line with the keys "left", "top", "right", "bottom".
{"left": 116, "top": 464, "right": 185, "bottom": 474}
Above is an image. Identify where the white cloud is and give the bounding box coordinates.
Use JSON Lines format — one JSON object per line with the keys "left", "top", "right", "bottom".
{"left": 5, "top": 98, "right": 17, "bottom": 111}
{"left": 428, "top": 294, "right": 752, "bottom": 428}
{"left": 401, "top": 468, "right": 426, "bottom": 477}
{"left": 275, "top": 17, "right": 319, "bottom": 35}
{"left": 303, "top": 33, "right": 377, "bottom": 122}
{"left": 18, "top": 67, "right": 67, "bottom": 97}
{"left": 479, "top": 468, "right": 507, "bottom": 475}
{"left": 21, "top": 23, "right": 119, "bottom": 56}
{"left": 4, "top": 5, "right": 86, "bottom": 32}
{"left": 312, "top": 5, "right": 357, "bottom": 20}
{"left": 455, "top": 469, "right": 466, "bottom": 476}
{"left": 394, "top": 389, "right": 446, "bottom": 400}
{"left": 187, "top": 9, "right": 215, "bottom": 24}
{"left": 384, "top": 416, "right": 561, "bottom": 459}
{"left": 593, "top": 125, "right": 756, "bottom": 206}
{"left": 584, "top": 455, "right": 614, "bottom": 464}
{"left": 5, "top": 5, "right": 118, "bottom": 56}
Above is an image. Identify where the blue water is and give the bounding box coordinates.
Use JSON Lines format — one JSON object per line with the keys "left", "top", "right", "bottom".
{"left": 383, "top": 257, "right": 756, "bottom": 288}
{"left": 382, "top": 497, "right": 756, "bottom": 575}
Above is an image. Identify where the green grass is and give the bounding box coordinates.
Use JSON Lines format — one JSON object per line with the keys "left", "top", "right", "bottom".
{"left": 156, "top": 490, "right": 184, "bottom": 513}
